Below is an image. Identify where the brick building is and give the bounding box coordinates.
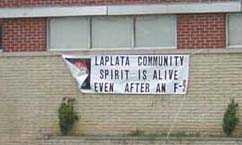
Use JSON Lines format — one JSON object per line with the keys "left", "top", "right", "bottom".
{"left": 1, "top": 1, "right": 242, "bottom": 145}
{"left": 0, "top": 0, "right": 241, "bottom": 52}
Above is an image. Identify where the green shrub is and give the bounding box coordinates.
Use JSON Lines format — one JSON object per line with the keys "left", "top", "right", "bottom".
{"left": 222, "top": 98, "right": 239, "bottom": 136}
{"left": 58, "top": 97, "right": 79, "bottom": 135}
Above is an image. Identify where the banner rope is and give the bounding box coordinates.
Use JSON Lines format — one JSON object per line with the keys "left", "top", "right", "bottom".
{"left": 165, "top": 49, "right": 205, "bottom": 143}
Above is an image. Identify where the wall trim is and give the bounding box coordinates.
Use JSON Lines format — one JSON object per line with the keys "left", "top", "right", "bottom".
{"left": 1, "top": 48, "right": 242, "bottom": 58}
{"left": 0, "top": 2, "right": 241, "bottom": 18}
{"left": 108, "top": 2, "right": 241, "bottom": 15}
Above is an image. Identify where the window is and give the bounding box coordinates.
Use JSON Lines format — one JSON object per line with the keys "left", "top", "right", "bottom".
{"left": 92, "top": 16, "right": 133, "bottom": 48}
{"left": 135, "top": 15, "right": 176, "bottom": 47}
{"left": 49, "top": 15, "right": 176, "bottom": 50}
{"left": 0, "top": 25, "right": 2, "bottom": 50}
{"left": 227, "top": 13, "right": 242, "bottom": 48}
{"left": 49, "top": 17, "right": 89, "bottom": 49}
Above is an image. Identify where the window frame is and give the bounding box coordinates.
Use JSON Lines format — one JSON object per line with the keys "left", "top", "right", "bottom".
{"left": 47, "top": 15, "right": 177, "bottom": 51}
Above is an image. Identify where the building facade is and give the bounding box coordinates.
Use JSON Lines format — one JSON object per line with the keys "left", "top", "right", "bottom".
{"left": 1, "top": 1, "right": 242, "bottom": 145}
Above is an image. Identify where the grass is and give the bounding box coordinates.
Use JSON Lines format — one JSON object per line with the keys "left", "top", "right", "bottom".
{"left": 127, "top": 129, "right": 201, "bottom": 140}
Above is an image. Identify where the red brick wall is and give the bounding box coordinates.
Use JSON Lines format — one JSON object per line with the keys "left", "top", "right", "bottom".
{"left": 0, "top": 0, "right": 232, "bottom": 7}
{"left": 177, "top": 14, "right": 226, "bottom": 49}
{"left": 1, "top": 14, "right": 227, "bottom": 52}
{"left": 2, "top": 18, "right": 47, "bottom": 52}
{"left": 0, "top": 0, "right": 230, "bottom": 52}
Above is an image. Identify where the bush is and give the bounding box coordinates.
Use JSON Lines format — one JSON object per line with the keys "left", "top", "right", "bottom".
{"left": 58, "top": 97, "right": 79, "bottom": 135}
{"left": 222, "top": 98, "right": 239, "bottom": 136}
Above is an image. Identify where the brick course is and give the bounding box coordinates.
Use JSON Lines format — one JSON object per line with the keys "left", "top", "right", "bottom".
{"left": 177, "top": 14, "right": 226, "bottom": 49}
{"left": 2, "top": 18, "right": 47, "bottom": 52}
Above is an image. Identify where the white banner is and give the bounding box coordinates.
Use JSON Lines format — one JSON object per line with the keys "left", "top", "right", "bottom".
{"left": 63, "top": 55, "right": 190, "bottom": 94}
